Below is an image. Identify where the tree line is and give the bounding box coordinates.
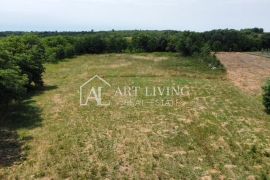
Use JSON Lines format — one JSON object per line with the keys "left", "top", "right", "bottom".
{"left": 1, "top": 28, "right": 270, "bottom": 105}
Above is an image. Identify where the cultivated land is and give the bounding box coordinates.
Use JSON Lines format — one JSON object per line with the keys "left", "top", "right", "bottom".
{"left": 248, "top": 51, "right": 270, "bottom": 59}
{"left": 0, "top": 53, "right": 270, "bottom": 179}
{"left": 217, "top": 52, "right": 270, "bottom": 94}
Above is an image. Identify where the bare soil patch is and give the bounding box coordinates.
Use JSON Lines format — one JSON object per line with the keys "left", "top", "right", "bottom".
{"left": 216, "top": 52, "right": 270, "bottom": 94}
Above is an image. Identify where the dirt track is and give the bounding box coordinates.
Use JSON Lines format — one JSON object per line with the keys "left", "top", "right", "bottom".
{"left": 216, "top": 52, "right": 270, "bottom": 94}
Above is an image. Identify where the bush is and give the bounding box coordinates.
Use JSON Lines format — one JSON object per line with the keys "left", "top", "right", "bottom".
{"left": 82, "top": 36, "right": 106, "bottom": 53}
{"left": 0, "top": 54, "right": 28, "bottom": 104}
{"left": 262, "top": 33, "right": 270, "bottom": 49}
{"left": 0, "top": 35, "right": 45, "bottom": 88}
{"left": 176, "top": 32, "right": 204, "bottom": 56}
{"left": 200, "top": 44, "right": 211, "bottom": 56}
{"left": 199, "top": 44, "right": 223, "bottom": 69}
{"left": 202, "top": 55, "right": 224, "bottom": 70}
{"left": 156, "top": 36, "right": 168, "bottom": 51}
{"left": 0, "top": 68, "right": 28, "bottom": 104}
{"left": 132, "top": 34, "right": 151, "bottom": 52}
{"left": 106, "top": 36, "right": 128, "bottom": 53}
{"left": 0, "top": 35, "right": 46, "bottom": 105}
{"left": 263, "top": 80, "right": 270, "bottom": 113}
{"left": 166, "top": 36, "right": 178, "bottom": 52}
{"left": 42, "top": 36, "right": 76, "bottom": 62}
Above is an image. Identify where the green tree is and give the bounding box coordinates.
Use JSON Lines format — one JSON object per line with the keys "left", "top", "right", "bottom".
{"left": 262, "top": 33, "right": 270, "bottom": 49}
{"left": 263, "top": 80, "right": 270, "bottom": 113}
{"left": 0, "top": 53, "right": 28, "bottom": 104}
{"left": 176, "top": 32, "right": 204, "bottom": 56}
{"left": 0, "top": 67, "right": 28, "bottom": 104}
{"left": 0, "top": 35, "right": 45, "bottom": 87}
{"left": 106, "top": 36, "right": 128, "bottom": 53}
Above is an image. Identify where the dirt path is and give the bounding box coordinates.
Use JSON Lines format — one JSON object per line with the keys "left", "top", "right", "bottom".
{"left": 216, "top": 52, "right": 270, "bottom": 94}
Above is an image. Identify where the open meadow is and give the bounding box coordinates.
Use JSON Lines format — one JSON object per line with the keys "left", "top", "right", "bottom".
{"left": 0, "top": 53, "right": 270, "bottom": 179}
{"left": 1, "top": 0, "right": 270, "bottom": 178}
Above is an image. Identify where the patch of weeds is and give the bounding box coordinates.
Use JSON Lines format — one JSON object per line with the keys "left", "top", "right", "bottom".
{"left": 100, "top": 166, "right": 108, "bottom": 177}
{"left": 165, "top": 130, "right": 192, "bottom": 147}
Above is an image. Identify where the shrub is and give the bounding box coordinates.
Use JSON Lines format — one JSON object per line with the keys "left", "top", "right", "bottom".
{"left": 42, "top": 36, "right": 76, "bottom": 61}
{"left": 0, "top": 55, "right": 28, "bottom": 104}
{"left": 202, "top": 55, "right": 224, "bottom": 70}
{"left": 166, "top": 36, "right": 178, "bottom": 52}
{"left": 262, "top": 33, "right": 270, "bottom": 49}
{"left": 0, "top": 68, "right": 28, "bottom": 104}
{"left": 200, "top": 44, "right": 211, "bottom": 56}
{"left": 83, "top": 36, "right": 106, "bottom": 53}
{"left": 156, "top": 36, "right": 168, "bottom": 51}
{"left": 263, "top": 80, "right": 270, "bottom": 113}
{"left": 132, "top": 34, "right": 151, "bottom": 52}
{"left": 0, "top": 35, "right": 45, "bottom": 88}
{"left": 106, "top": 36, "right": 128, "bottom": 53}
{"left": 0, "top": 34, "right": 46, "bottom": 105}
{"left": 176, "top": 32, "right": 204, "bottom": 56}
{"left": 199, "top": 44, "right": 223, "bottom": 69}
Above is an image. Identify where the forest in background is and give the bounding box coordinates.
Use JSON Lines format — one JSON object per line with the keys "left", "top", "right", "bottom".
{"left": 1, "top": 28, "right": 270, "bottom": 105}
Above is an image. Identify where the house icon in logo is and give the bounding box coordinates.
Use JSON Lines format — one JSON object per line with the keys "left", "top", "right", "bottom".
{"left": 80, "top": 75, "right": 111, "bottom": 106}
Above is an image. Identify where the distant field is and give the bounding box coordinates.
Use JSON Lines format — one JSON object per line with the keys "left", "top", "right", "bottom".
{"left": 0, "top": 53, "right": 270, "bottom": 179}
{"left": 217, "top": 52, "right": 270, "bottom": 94}
{"left": 247, "top": 51, "right": 270, "bottom": 58}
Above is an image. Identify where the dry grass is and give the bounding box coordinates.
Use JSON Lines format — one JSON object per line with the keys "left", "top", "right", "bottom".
{"left": 0, "top": 53, "right": 269, "bottom": 179}
{"left": 216, "top": 52, "right": 270, "bottom": 94}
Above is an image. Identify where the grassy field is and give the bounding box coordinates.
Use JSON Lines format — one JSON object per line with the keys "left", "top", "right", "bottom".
{"left": 0, "top": 53, "right": 270, "bottom": 179}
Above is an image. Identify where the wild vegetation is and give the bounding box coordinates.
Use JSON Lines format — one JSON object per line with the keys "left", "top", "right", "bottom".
{"left": 1, "top": 28, "right": 270, "bottom": 105}
{"left": 0, "top": 35, "right": 45, "bottom": 104}
{"left": 263, "top": 80, "right": 270, "bottom": 113}
{"left": 0, "top": 53, "right": 269, "bottom": 179}
{"left": 0, "top": 28, "right": 270, "bottom": 178}
{"left": 248, "top": 50, "right": 270, "bottom": 58}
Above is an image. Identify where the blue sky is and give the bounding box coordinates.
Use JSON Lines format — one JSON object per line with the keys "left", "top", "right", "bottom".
{"left": 0, "top": 0, "right": 269, "bottom": 32}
